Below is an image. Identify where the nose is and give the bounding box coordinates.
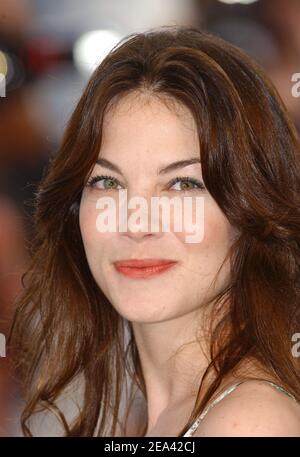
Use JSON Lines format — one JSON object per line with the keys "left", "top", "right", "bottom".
{"left": 118, "top": 189, "right": 163, "bottom": 242}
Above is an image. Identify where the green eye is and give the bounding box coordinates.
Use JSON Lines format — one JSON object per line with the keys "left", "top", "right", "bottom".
{"left": 86, "top": 174, "right": 205, "bottom": 192}
{"left": 169, "top": 176, "right": 205, "bottom": 191}
{"left": 87, "top": 175, "right": 121, "bottom": 190}
{"left": 180, "top": 181, "right": 195, "bottom": 190}
{"left": 102, "top": 178, "right": 118, "bottom": 189}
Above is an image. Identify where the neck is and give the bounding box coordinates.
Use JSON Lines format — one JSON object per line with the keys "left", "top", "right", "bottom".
{"left": 130, "top": 306, "right": 212, "bottom": 432}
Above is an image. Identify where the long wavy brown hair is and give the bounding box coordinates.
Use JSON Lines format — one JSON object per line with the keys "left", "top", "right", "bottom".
{"left": 8, "top": 25, "right": 300, "bottom": 436}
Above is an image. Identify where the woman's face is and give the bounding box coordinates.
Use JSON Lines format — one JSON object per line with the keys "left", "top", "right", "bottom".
{"left": 79, "top": 92, "right": 237, "bottom": 323}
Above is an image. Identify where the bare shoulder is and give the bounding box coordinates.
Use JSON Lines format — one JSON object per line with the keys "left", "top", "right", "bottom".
{"left": 193, "top": 380, "right": 300, "bottom": 437}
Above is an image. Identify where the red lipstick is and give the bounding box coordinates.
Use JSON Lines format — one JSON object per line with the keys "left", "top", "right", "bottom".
{"left": 113, "top": 259, "right": 177, "bottom": 279}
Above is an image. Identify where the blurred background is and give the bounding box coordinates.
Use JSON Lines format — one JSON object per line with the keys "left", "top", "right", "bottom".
{"left": 0, "top": 0, "right": 299, "bottom": 436}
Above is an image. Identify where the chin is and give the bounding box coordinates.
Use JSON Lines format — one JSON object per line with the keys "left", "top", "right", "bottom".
{"left": 109, "top": 301, "right": 165, "bottom": 321}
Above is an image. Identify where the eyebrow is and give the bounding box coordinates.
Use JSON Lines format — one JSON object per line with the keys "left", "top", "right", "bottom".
{"left": 96, "top": 157, "right": 201, "bottom": 175}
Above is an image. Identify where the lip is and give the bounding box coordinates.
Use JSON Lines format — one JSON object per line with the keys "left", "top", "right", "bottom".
{"left": 113, "top": 258, "right": 178, "bottom": 279}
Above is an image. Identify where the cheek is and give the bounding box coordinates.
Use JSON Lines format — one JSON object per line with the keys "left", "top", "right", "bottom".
{"left": 79, "top": 196, "right": 119, "bottom": 268}
{"left": 176, "top": 200, "right": 234, "bottom": 272}
{"left": 202, "top": 206, "right": 233, "bottom": 253}
{"left": 79, "top": 199, "right": 97, "bottom": 250}
{"left": 79, "top": 197, "right": 109, "bottom": 265}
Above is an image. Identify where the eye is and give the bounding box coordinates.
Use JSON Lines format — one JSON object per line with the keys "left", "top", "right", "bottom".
{"left": 86, "top": 174, "right": 122, "bottom": 190}
{"left": 168, "top": 176, "right": 205, "bottom": 192}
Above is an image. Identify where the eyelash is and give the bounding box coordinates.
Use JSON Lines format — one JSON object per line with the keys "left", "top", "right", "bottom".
{"left": 168, "top": 176, "right": 205, "bottom": 191}
{"left": 86, "top": 174, "right": 205, "bottom": 192}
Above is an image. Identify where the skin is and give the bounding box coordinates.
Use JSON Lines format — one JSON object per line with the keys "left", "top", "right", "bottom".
{"left": 79, "top": 91, "right": 300, "bottom": 436}
{"left": 192, "top": 379, "right": 300, "bottom": 437}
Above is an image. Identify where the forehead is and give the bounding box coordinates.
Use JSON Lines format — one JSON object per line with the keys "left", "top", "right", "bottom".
{"left": 104, "top": 91, "right": 194, "bottom": 120}
{"left": 100, "top": 92, "right": 200, "bottom": 160}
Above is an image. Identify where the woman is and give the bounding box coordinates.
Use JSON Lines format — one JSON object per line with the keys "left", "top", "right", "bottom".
{"left": 8, "top": 25, "right": 300, "bottom": 437}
